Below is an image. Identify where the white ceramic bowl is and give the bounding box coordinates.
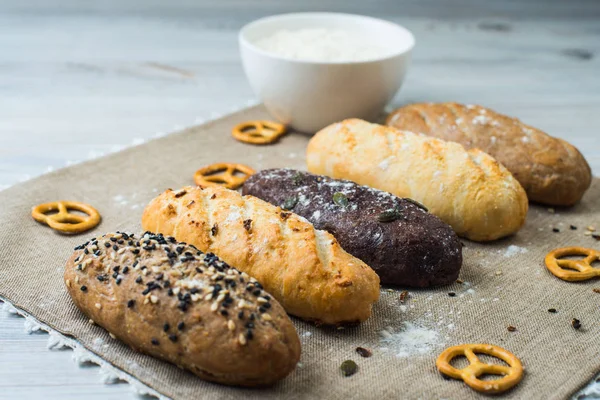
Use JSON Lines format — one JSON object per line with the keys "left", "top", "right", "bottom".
{"left": 239, "top": 12, "right": 415, "bottom": 133}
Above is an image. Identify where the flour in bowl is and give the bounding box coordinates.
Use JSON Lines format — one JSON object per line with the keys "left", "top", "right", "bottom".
{"left": 254, "top": 28, "right": 392, "bottom": 62}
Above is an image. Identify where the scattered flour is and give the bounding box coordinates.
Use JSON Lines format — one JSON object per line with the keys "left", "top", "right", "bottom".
{"left": 379, "top": 322, "right": 443, "bottom": 358}
{"left": 501, "top": 245, "right": 529, "bottom": 257}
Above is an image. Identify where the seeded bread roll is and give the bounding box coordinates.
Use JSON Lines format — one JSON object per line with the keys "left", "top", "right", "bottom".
{"left": 386, "top": 102, "right": 592, "bottom": 206}
{"left": 64, "top": 232, "right": 301, "bottom": 387}
{"left": 243, "top": 169, "right": 463, "bottom": 287}
{"left": 141, "top": 186, "right": 380, "bottom": 325}
{"left": 306, "top": 119, "right": 529, "bottom": 242}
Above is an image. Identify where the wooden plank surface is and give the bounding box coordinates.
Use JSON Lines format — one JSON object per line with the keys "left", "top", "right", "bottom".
{"left": 1, "top": 0, "right": 599, "bottom": 399}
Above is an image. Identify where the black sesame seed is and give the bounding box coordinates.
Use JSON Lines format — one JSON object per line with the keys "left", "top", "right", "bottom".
{"left": 128, "top": 240, "right": 134, "bottom": 246}
{"left": 195, "top": 267, "right": 203, "bottom": 274}
{"left": 252, "top": 289, "right": 261, "bottom": 296}
{"left": 572, "top": 318, "right": 582, "bottom": 330}
{"left": 220, "top": 310, "right": 229, "bottom": 316}
{"left": 122, "top": 266, "right": 129, "bottom": 274}
{"left": 263, "top": 302, "right": 271, "bottom": 309}
{"left": 448, "top": 292, "right": 456, "bottom": 297}
{"left": 250, "top": 313, "right": 255, "bottom": 321}
{"left": 168, "top": 288, "right": 174, "bottom": 296}
{"left": 80, "top": 285, "right": 87, "bottom": 292}
{"left": 113, "top": 266, "right": 120, "bottom": 272}
{"left": 136, "top": 276, "right": 143, "bottom": 284}
{"left": 258, "top": 306, "right": 266, "bottom": 313}
{"left": 548, "top": 308, "right": 557, "bottom": 313}
{"left": 127, "top": 299, "right": 135, "bottom": 308}
{"left": 110, "top": 237, "right": 117, "bottom": 242}
{"left": 105, "top": 242, "right": 111, "bottom": 248}
{"left": 112, "top": 272, "right": 118, "bottom": 279}
{"left": 570, "top": 225, "right": 577, "bottom": 230}
{"left": 169, "top": 334, "right": 178, "bottom": 342}
{"left": 112, "top": 245, "right": 119, "bottom": 251}
{"left": 190, "top": 287, "right": 199, "bottom": 294}
{"left": 163, "top": 323, "right": 170, "bottom": 332}
{"left": 246, "top": 330, "right": 254, "bottom": 340}
{"left": 245, "top": 322, "right": 255, "bottom": 329}
{"left": 94, "top": 250, "right": 101, "bottom": 256}
{"left": 238, "top": 311, "right": 244, "bottom": 319}
{"left": 163, "top": 280, "right": 171, "bottom": 288}
{"left": 142, "top": 288, "right": 150, "bottom": 295}
{"left": 151, "top": 338, "right": 159, "bottom": 346}
{"left": 84, "top": 249, "right": 89, "bottom": 254}
{"left": 133, "top": 261, "right": 139, "bottom": 268}
{"left": 178, "top": 302, "right": 188, "bottom": 311}
{"left": 177, "top": 322, "right": 185, "bottom": 331}
{"left": 97, "top": 275, "right": 105, "bottom": 282}
{"left": 156, "top": 273, "right": 164, "bottom": 281}
{"left": 116, "top": 277, "right": 122, "bottom": 285}
{"left": 552, "top": 228, "right": 560, "bottom": 233}
{"left": 132, "top": 249, "right": 140, "bottom": 255}
{"left": 118, "top": 240, "right": 124, "bottom": 245}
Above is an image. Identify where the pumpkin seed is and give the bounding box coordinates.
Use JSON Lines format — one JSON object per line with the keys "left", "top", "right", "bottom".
{"left": 281, "top": 196, "right": 298, "bottom": 210}
{"left": 404, "top": 197, "right": 428, "bottom": 212}
{"left": 378, "top": 208, "right": 402, "bottom": 222}
{"left": 333, "top": 192, "right": 349, "bottom": 207}
{"left": 340, "top": 360, "right": 358, "bottom": 377}
{"left": 292, "top": 171, "right": 303, "bottom": 185}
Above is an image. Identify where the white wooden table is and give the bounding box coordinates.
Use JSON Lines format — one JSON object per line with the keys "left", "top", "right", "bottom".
{"left": 1, "top": 1, "right": 599, "bottom": 398}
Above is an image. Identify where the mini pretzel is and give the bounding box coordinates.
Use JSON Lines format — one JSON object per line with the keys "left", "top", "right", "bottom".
{"left": 32, "top": 201, "right": 101, "bottom": 234}
{"left": 194, "top": 163, "right": 255, "bottom": 190}
{"left": 232, "top": 120, "right": 286, "bottom": 145}
{"left": 436, "top": 344, "right": 523, "bottom": 394}
{"left": 545, "top": 247, "right": 600, "bottom": 281}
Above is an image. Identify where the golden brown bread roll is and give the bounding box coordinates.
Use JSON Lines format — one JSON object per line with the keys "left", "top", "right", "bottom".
{"left": 386, "top": 102, "right": 592, "bottom": 206}
{"left": 65, "top": 231, "right": 300, "bottom": 387}
{"left": 306, "top": 119, "right": 528, "bottom": 242}
{"left": 141, "top": 186, "right": 380, "bottom": 325}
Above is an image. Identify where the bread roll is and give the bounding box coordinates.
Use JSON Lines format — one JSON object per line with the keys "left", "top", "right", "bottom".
{"left": 142, "top": 186, "right": 380, "bottom": 325}
{"left": 386, "top": 102, "right": 592, "bottom": 206}
{"left": 243, "top": 169, "right": 463, "bottom": 287}
{"left": 65, "top": 231, "right": 300, "bottom": 387}
{"left": 306, "top": 119, "right": 528, "bottom": 241}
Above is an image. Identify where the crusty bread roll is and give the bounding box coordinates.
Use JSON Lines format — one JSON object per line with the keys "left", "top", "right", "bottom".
{"left": 142, "top": 186, "right": 380, "bottom": 325}
{"left": 65, "top": 231, "right": 300, "bottom": 387}
{"left": 243, "top": 169, "right": 463, "bottom": 288}
{"left": 386, "top": 102, "right": 592, "bottom": 206}
{"left": 306, "top": 119, "right": 528, "bottom": 242}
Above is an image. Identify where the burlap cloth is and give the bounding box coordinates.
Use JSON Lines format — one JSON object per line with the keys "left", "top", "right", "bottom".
{"left": 1, "top": 105, "right": 599, "bottom": 400}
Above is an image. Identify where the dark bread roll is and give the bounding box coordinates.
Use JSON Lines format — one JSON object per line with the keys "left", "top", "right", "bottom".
{"left": 243, "top": 169, "right": 462, "bottom": 287}
{"left": 64, "top": 231, "right": 300, "bottom": 387}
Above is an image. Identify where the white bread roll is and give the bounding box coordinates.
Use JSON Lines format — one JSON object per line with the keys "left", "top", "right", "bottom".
{"left": 142, "top": 186, "right": 380, "bottom": 325}
{"left": 306, "top": 119, "right": 528, "bottom": 241}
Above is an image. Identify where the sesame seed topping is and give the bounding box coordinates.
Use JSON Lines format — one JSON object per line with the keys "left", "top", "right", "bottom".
{"left": 168, "top": 334, "right": 178, "bottom": 342}
{"left": 127, "top": 300, "right": 135, "bottom": 308}
{"left": 80, "top": 285, "right": 88, "bottom": 292}
{"left": 163, "top": 323, "right": 170, "bottom": 332}
{"left": 95, "top": 303, "right": 102, "bottom": 309}
{"left": 238, "top": 333, "right": 247, "bottom": 345}
{"left": 228, "top": 320, "right": 236, "bottom": 331}
{"left": 177, "top": 322, "right": 185, "bottom": 331}
{"left": 151, "top": 338, "right": 160, "bottom": 346}
{"left": 150, "top": 295, "right": 159, "bottom": 304}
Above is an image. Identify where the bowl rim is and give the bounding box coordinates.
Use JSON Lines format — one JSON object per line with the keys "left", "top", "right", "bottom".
{"left": 239, "top": 12, "right": 415, "bottom": 65}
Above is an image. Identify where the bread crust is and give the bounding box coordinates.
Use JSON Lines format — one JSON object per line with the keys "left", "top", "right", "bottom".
{"left": 306, "top": 119, "right": 529, "bottom": 242}
{"left": 65, "top": 231, "right": 300, "bottom": 387}
{"left": 141, "top": 186, "right": 380, "bottom": 325}
{"left": 386, "top": 102, "right": 592, "bottom": 206}
{"left": 243, "top": 169, "right": 463, "bottom": 287}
